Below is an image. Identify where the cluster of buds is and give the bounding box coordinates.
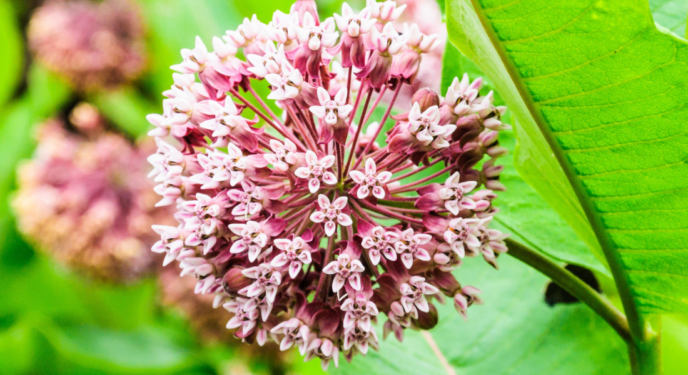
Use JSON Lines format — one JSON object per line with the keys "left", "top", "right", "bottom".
{"left": 147, "top": 0, "right": 509, "bottom": 369}
{"left": 28, "top": 0, "right": 146, "bottom": 91}
{"left": 13, "top": 104, "right": 169, "bottom": 282}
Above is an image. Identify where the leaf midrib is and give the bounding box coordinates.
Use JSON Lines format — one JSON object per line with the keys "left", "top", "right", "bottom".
{"left": 464, "top": 0, "right": 646, "bottom": 339}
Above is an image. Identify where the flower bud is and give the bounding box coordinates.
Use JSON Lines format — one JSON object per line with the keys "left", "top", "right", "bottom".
{"left": 222, "top": 267, "right": 252, "bottom": 295}
{"left": 411, "top": 88, "right": 440, "bottom": 112}
{"left": 413, "top": 303, "right": 438, "bottom": 329}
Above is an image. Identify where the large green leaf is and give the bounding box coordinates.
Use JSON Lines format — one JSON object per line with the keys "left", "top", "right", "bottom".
{"left": 446, "top": 0, "right": 688, "bottom": 316}
{"left": 330, "top": 256, "right": 628, "bottom": 375}
{"left": 440, "top": 43, "right": 609, "bottom": 276}
{"left": 0, "top": 316, "right": 211, "bottom": 375}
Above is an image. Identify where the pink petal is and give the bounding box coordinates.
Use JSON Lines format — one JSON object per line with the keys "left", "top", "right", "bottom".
{"left": 337, "top": 213, "right": 353, "bottom": 226}
{"left": 324, "top": 221, "right": 337, "bottom": 236}
{"left": 365, "top": 158, "right": 377, "bottom": 175}
{"left": 318, "top": 194, "right": 331, "bottom": 208}
{"left": 308, "top": 178, "right": 320, "bottom": 193}
{"left": 289, "top": 261, "right": 302, "bottom": 278}
{"left": 322, "top": 172, "right": 337, "bottom": 185}
{"left": 310, "top": 211, "right": 325, "bottom": 223}
{"left": 348, "top": 274, "right": 361, "bottom": 290}
{"left": 349, "top": 170, "right": 365, "bottom": 184}
{"left": 372, "top": 186, "right": 386, "bottom": 199}
{"left": 333, "top": 196, "right": 348, "bottom": 209}
{"left": 332, "top": 275, "right": 345, "bottom": 292}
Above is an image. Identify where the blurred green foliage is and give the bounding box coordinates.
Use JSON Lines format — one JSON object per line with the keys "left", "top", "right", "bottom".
{"left": 0, "top": 0, "right": 686, "bottom": 374}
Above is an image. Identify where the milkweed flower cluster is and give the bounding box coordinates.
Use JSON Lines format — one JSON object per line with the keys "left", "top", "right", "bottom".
{"left": 13, "top": 104, "right": 168, "bottom": 282}
{"left": 28, "top": 0, "right": 146, "bottom": 91}
{"left": 147, "top": 0, "right": 510, "bottom": 369}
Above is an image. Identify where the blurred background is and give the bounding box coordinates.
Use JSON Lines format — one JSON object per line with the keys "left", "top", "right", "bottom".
{"left": 0, "top": 0, "right": 443, "bottom": 374}
{"left": 0, "top": 0, "right": 686, "bottom": 374}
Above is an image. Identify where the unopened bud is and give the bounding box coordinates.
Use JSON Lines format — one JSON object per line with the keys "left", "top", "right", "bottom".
{"left": 412, "top": 88, "right": 440, "bottom": 112}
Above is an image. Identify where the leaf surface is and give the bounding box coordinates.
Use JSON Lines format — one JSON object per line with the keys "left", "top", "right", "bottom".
{"left": 447, "top": 0, "right": 688, "bottom": 314}
{"left": 440, "top": 43, "right": 609, "bottom": 276}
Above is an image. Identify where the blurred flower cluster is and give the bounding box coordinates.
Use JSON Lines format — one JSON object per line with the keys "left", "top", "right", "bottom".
{"left": 147, "top": 0, "right": 510, "bottom": 370}
{"left": 27, "top": 0, "right": 146, "bottom": 91}
{"left": 12, "top": 103, "right": 167, "bottom": 282}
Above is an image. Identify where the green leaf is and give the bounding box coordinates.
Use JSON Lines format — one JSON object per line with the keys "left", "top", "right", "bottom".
{"left": 440, "top": 43, "right": 609, "bottom": 276}
{"left": 0, "top": 254, "right": 160, "bottom": 330}
{"left": 331, "top": 256, "right": 629, "bottom": 375}
{"left": 0, "top": 316, "right": 211, "bottom": 375}
{"left": 446, "top": 0, "right": 688, "bottom": 317}
{"left": 649, "top": 0, "right": 687, "bottom": 38}
{"left": 0, "top": 0, "right": 23, "bottom": 108}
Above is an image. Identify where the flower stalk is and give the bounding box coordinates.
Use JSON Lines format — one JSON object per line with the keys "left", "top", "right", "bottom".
{"left": 504, "top": 238, "right": 632, "bottom": 343}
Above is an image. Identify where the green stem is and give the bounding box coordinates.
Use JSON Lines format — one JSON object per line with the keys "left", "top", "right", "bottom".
{"left": 505, "top": 239, "right": 632, "bottom": 344}
{"left": 629, "top": 316, "right": 662, "bottom": 375}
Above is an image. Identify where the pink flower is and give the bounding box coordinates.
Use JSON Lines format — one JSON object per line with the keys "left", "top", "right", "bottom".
{"left": 309, "top": 87, "right": 353, "bottom": 144}
{"left": 322, "top": 253, "right": 365, "bottom": 292}
{"left": 240, "top": 263, "right": 282, "bottom": 303}
{"left": 341, "top": 281, "right": 379, "bottom": 333}
{"left": 407, "top": 102, "right": 449, "bottom": 147}
{"left": 224, "top": 15, "right": 266, "bottom": 55}
{"left": 366, "top": 0, "right": 406, "bottom": 23}
{"left": 294, "top": 13, "right": 338, "bottom": 77}
{"left": 247, "top": 42, "right": 286, "bottom": 78}
{"left": 265, "top": 62, "right": 304, "bottom": 101}
{"left": 145, "top": 0, "right": 512, "bottom": 367}
{"left": 148, "top": 138, "right": 186, "bottom": 182}
{"left": 27, "top": 0, "right": 146, "bottom": 91}
{"left": 439, "top": 172, "right": 478, "bottom": 214}
{"left": 225, "top": 297, "right": 260, "bottom": 335}
{"left": 152, "top": 225, "right": 186, "bottom": 266}
{"left": 443, "top": 217, "right": 481, "bottom": 258}
{"left": 454, "top": 286, "right": 483, "bottom": 320}
{"left": 472, "top": 91, "right": 511, "bottom": 131}
{"left": 271, "top": 318, "right": 310, "bottom": 353}
{"left": 349, "top": 158, "right": 392, "bottom": 199}
{"left": 191, "top": 144, "right": 267, "bottom": 188}
{"left": 264, "top": 139, "right": 298, "bottom": 172}
{"left": 309, "top": 195, "right": 352, "bottom": 236}
{"left": 400, "top": 276, "right": 439, "bottom": 313}
{"left": 200, "top": 99, "right": 261, "bottom": 151}
{"left": 334, "top": 3, "right": 376, "bottom": 69}
{"left": 357, "top": 22, "right": 406, "bottom": 88}
{"left": 295, "top": 151, "right": 337, "bottom": 193}
{"left": 272, "top": 235, "right": 313, "bottom": 278}
{"left": 360, "top": 223, "right": 400, "bottom": 265}
{"left": 468, "top": 216, "right": 510, "bottom": 268}
{"left": 391, "top": 23, "right": 440, "bottom": 82}
{"left": 266, "top": 11, "right": 300, "bottom": 53}
{"left": 305, "top": 337, "right": 339, "bottom": 371}
{"left": 228, "top": 221, "right": 269, "bottom": 262}
{"left": 444, "top": 73, "right": 482, "bottom": 117}
{"left": 394, "top": 228, "right": 432, "bottom": 269}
